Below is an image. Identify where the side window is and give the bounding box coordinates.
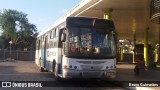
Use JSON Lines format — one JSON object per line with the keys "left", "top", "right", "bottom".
{"left": 50, "top": 31, "right": 53, "bottom": 39}
{"left": 56, "top": 28, "right": 59, "bottom": 37}
{"left": 49, "top": 29, "right": 58, "bottom": 48}
{"left": 37, "top": 39, "right": 41, "bottom": 50}
{"left": 50, "top": 29, "right": 56, "bottom": 39}
{"left": 41, "top": 36, "right": 43, "bottom": 48}
{"left": 45, "top": 36, "right": 49, "bottom": 49}
{"left": 42, "top": 36, "right": 44, "bottom": 41}
{"left": 50, "top": 30, "right": 53, "bottom": 39}
{"left": 36, "top": 40, "right": 38, "bottom": 50}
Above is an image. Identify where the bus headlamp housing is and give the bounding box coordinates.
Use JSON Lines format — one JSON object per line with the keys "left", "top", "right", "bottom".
{"left": 63, "top": 65, "right": 68, "bottom": 69}
{"left": 63, "top": 65, "right": 73, "bottom": 69}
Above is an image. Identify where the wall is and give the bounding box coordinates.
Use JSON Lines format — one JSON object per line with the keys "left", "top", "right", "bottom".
{"left": 0, "top": 50, "right": 35, "bottom": 61}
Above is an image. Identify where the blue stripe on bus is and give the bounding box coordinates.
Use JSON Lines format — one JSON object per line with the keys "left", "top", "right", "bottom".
{"left": 46, "top": 60, "right": 53, "bottom": 71}
{"left": 41, "top": 48, "right": 46, "bottom": 68}
{"left": 58, "top": 64, "right": 62, "bottom": 74}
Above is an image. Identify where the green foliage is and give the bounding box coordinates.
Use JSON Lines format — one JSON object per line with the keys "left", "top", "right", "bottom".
{"left": 0, "top": 9, "right": 38, "bottom": 50}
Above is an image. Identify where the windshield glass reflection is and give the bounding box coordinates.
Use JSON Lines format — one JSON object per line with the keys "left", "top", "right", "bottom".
{"left": 64, "top": 27, "right": 115, "bottom": 59}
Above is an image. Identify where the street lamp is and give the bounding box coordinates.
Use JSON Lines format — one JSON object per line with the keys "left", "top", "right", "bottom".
{"left": 9, "top": 41, "right": 12, "bottom": 59}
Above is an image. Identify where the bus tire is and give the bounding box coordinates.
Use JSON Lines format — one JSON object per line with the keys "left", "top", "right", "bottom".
{"left": 52, "top": 60, "right": 56, "bottom": 72}
{"left": 53, "top": 60, "right": 61, "bottom": 81}
{"left": 55, "top": 76, "right": 62, "bottom": 81}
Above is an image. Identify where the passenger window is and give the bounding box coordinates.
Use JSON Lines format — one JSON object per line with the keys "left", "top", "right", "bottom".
{"left": 56, "top": 28, "right": 58, "bottom": 37}
{"left": 37, "top": 40, "right": 41, "bottom": 50}
{"left": 50, "top": 31, "right": 53, "bottom": 39}
{"left": 50, "top": 30, "right": 55, "bottom": 39}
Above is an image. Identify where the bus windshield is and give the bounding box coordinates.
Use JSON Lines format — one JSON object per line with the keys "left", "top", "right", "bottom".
{"left": 64, "top": 27, "right": 116, "bottom": 59}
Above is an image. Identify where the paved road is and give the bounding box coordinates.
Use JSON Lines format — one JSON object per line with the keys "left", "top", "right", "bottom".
{"left": 0, "top": 60, "right": 54, "bottom": 81}
{"left": 0, "top": 60, "right": 159, "bottom": 90}
{"left": 114, "top": 64, "right": 160, "bottom": 81}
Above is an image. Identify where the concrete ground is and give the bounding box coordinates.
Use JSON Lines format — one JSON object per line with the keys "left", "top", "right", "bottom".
{"left": 115, "top": 63, "right": 160, "bottom": 81}
{"left": 0, "top": 60, "right": 160, "bottom": 90}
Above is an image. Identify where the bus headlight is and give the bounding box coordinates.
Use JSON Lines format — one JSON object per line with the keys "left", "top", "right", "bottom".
{"left": 63, "top": 65, "right": 68, "bottom": 69}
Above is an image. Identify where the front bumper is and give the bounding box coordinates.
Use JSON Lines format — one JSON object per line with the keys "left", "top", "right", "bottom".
{"left": 62, "top": 69, "right": 116, "bottom": 79}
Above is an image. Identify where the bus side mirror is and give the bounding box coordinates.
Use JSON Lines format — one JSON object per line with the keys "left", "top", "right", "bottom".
{"left": 61, "top": 33, "right": 66, "bottom": 42}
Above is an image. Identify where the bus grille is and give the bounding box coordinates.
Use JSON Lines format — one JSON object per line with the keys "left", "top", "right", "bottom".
{"left": 77, "top": 61, "right": 107, "bottom": 64}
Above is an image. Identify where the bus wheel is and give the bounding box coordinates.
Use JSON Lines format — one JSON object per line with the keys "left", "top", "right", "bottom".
{"left": 53, "top": 60, "right": 61, "bottom": 81}
{"left": 56, "top": 76, "right": 62, "bottom": 81}
{"left": 40, "top": 66, "right": 45, "bottom": 72}
{"left": 52, "top": 60, "right": 56, "bottom": 72}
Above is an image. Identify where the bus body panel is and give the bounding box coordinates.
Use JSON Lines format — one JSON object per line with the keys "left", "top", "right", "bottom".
{"left": 35, "top": 49, "right": 42, "bottom": 67}
{"left": 45, "top": 48, "right": 62, "bottom": 73}
{"left": 35, "top": 49, "right": 40, "bottom": 66}
{"left": 62, "top": 56, "right": 116, "bottom": 78}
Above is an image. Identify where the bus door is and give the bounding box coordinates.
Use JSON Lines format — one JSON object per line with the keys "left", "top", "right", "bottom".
{"left": 42, "top": 36, "right": 48, "bottom": 68}
{"left": 58, "top": 28, "right": 66, "bottom": 74}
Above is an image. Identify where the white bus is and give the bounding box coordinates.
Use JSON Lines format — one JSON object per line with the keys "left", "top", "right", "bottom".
{"left": 35, "top": 17, "right": 116, "bottom": 80}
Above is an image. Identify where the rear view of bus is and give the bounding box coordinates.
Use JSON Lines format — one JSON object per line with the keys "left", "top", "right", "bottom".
{"left": 62, "top": 17, "right": 116, "bottom": 79}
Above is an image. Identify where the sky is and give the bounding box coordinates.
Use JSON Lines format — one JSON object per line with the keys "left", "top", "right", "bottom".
{"left": 0, "top": 0, "right": 81, "bottom": 33}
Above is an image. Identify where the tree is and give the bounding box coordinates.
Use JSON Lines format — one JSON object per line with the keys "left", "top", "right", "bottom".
{"left": 0, "top": 9, "right": 37, "bottom": 50}
{"left": 0, "top": 36, "right": 5, "bottom": 49}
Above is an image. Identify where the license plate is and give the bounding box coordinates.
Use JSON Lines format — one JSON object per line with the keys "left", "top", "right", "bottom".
{"left": 106, "top": 72, "right": 115, "bottom": 77}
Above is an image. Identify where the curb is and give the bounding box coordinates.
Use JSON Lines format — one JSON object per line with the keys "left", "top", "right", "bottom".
{"left": 0, "top": 58, "right": 16, "bottom": 62}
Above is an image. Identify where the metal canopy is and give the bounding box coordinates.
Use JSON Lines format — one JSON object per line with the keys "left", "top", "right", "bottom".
{"left": 42, "top": 0, "right": 159, "bottom": 41}
{"left": 74, "top": 0, "right": 159, "bottom": 41}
